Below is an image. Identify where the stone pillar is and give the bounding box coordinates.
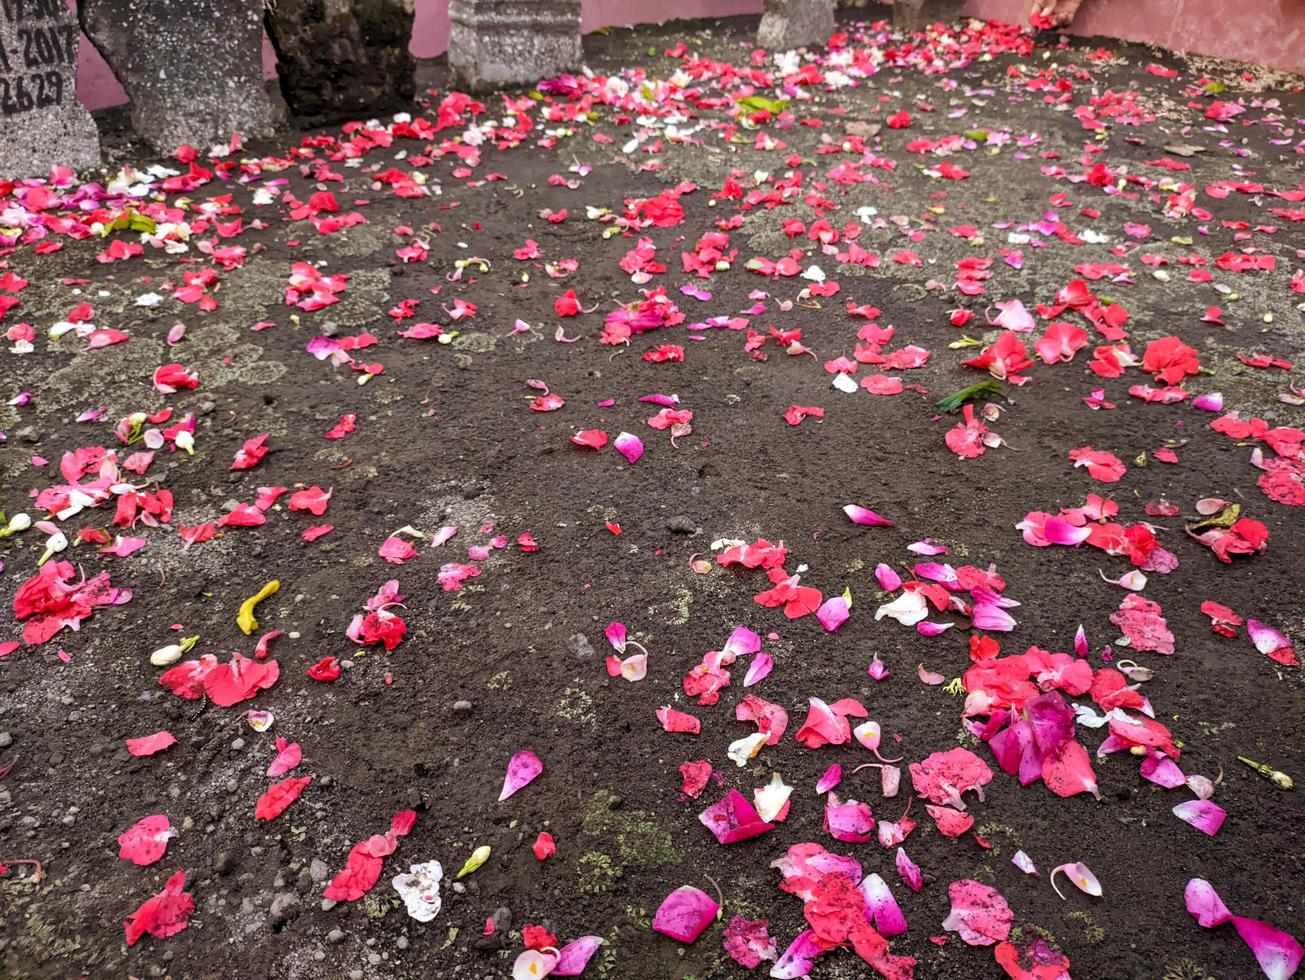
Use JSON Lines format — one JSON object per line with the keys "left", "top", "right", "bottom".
{"left": 264, "top": 0, "right": 415, "bottom": 122}
{"left": 892, "top": 0, "right": 965, "bottom": 30}
{"left": 757, "top": 0, "right": 835, "bottom": 49}
{"left": 448, "top": 0, "right": 581, "bottom": 92}
{"left": 79, "top": 0, "right": 280, "bottom": 153}
{"left": 0, "top": 0, "right": 99, "bottom": 176}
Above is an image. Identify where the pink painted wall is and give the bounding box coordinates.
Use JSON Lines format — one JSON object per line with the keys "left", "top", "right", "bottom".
{"left": 965, "top": 0, "right": 1305, "bottom": 77}
{"left": 74, "top": 0, "right": 1302, "bottom": 113}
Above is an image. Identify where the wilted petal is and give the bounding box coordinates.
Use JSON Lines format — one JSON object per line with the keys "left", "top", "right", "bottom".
{"left": 1050, "top": 862, "right": 1102, "bottom": 900}
{"left": 876, "top": 591, "right": 928, "bottom": 626}
{"left": 896, "top": 848, "right": 923, "bottom": 892}
{"left": 1012, "top": 850, "right": 1038, "bottom": 875}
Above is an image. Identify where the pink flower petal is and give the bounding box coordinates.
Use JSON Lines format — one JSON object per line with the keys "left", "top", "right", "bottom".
{"left": 743, "top": 652, "right": 773, "bottom": 687}
{"left": 860, "top": 873, "right": 908, "bottom": 937}
{"left": 498, "top": 750, "right": 543, "bottom": 801}
{"left": 942, "top": 879, "right": 1013, "bottom": 947}
{"left": 918, "top": 663, "right": 946, "bottom": 684}
{"left": 1172, "top": 799, "right": 1227, "bottom": 837}
{"left": 1185, "top": 878, "right": 1233, "bottom": 928}
{"left": 652, "top": 885, "right": 718, "bottom": 944}
{"left": 699, "top": 788, "right": 775, "bottom": 844}
{"left": 816, "top": 764, "right": 842, "bottom": 794}
{"left": 1233, "top": 916, "right": 1305, "bottom": 980}
{"left": 896, "top": 848, "right": 923, "bottom": 892}
{"left": 552, "top": 936, "right": 605, "bottom": 975}
{"left": 614, "top": 431, "right": 644, "bottom": 464}
{"left": 1139, "top": 755, "right": 1186, "bottom": 789}
{"left": 816, "top": 595, "right": 850, "bottom": 632}
{"left": 874, "top": 563, "right": 902, "bottom": 590}
{"left": 843, "top": 504, "right": 894, "bottom": 527}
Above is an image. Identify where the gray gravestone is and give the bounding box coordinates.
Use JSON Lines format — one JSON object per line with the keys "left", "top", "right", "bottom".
{"left": 0, "top": 0, "right": 99, "bottom": 176}
{"left": 264, "top": 0, "right": 415, "bottom": 122}
{"left": 757, "top": 0, "right": 835, "bottom": 49}
{"left": 448, "top": 0, "right": 581, "bottom": 91}
{"left": 80, "top": 0, "right": 280, "bottom": 152}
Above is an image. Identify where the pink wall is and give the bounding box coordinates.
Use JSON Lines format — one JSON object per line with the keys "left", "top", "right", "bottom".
{"left": 74, "top": 0, "right": 1302, "bottom": 113}
{"left": 965, "top": 0, "right": 1305, "bottom": 77}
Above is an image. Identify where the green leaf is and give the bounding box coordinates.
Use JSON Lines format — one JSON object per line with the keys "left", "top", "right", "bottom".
{"left": 101, "top": 208, "right": 157, "bottom": 236}
{"left": 964, "top": 129, "right": 990, "bottom": 142}
{"left": 935, "top": 379, "right": 1006, "bottom": 412}
{"left": 1203, "top": 81, "right": 1226, "bottom": 94}
{"left": 737, "top": 95, "right": 789, "bottom": 115}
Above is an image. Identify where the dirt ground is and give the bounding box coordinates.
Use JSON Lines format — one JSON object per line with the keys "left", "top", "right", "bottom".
{"left": 2, "top": 9, "right": 1304, "bottom": 980}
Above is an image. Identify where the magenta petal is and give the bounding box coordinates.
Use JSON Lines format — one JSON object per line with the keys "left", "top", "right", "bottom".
{"left": 825, "top": 793, "right": 874, "bottom": 843}
{"left": 867, "top": 655, "right": 890, "bottom": 681}
{"left": 744, "top": 652, "right": 774, "bottom": 687}
{"left": 908, "top": 538, "right": 948, "bottom": 556}
{"left": 498, "top": 750, "right": 543, "bottom": 801}
{"left": 1192, "top": 392, "right": 1224, "bottom": 412}
{"left": 912, "top": 561, "right": 956, "bottom": 585}
{"left": 874, "top": 563, "right": 902, "bottom": 591}
{"left": 772, "top": 930, "right": 826, "bottom": 979}
{"left": 552, "top": 936, "right": 605, "bottom": 975}
{"left": 816, "top": 764, "right": 842, "bottom": 794}
{"left": 816, "top": 596, "right": 850, "bottom": 632}
{"left": 699, "top": 789, "right": 775, "bottom": 844}
{"left": 723, "top": 626, "right": 762, "bottom": 659}
{"left": 1173, "top": 799, "right": 1227, "bottom": 837}
{"left": 860, "top": 873, "right": 908, "bottom": 937}
{"left": 614, "top": 431, "right": 644, "bottom": 464}
{"left": 653, "top": 885, "right": 718, "bottom": 944}
{"left": 1247, "top": 619, "right": 1291, "bottom": 657}
{"left": 942, "top": 879, "right": 1014, "bottom": 947}
{"left": 1074, "top": 624, "right": 1089, "bottom": 657}
{"left": 1044, "top": 518, "right": 1092, "bottom": 546}
{"left": 1139, "top": 755, "right": 1186, "bottom": 788}
{"left": 1185, "top": 878, "right": 1233, "bottom": 928}
{"left": 896, "top": 847, "right": 923, "bottom": 893}
{"left": 971, "top": 602, "right": 1017, "bottom": 632}
{"left": 844, "top": 504, "right": 894, "bottom": 527}
{"left": 604, "top": 621, "right": 627, "bottom": 652}
{"left": 916, "top": 621, "right": 953, "bottom": 637}
{"left": 1232, "top": 916, "right": 1305, "bottom": 980}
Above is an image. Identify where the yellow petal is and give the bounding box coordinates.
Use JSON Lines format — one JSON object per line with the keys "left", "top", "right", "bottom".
{"left": 237, "top": 580, "right": 280, "bottom": 635}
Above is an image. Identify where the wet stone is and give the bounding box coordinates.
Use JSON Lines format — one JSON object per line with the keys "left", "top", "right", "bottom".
{"left": 666, "top": 515, "right": 696, "bottom": 534}
{"left": 0, "top": 0, "right": 99, "bottom": 175}
{"left": 265, "top": 0, "right": 416, "bottom": 122}
{"left": 448, "top": 0, "right": 581, "bottom": 91}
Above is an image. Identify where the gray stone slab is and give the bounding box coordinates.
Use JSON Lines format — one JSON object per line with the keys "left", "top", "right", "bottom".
{"left": 448, "top": 0, "right": 581, "bottom": 91}
{"left": 80, "top": 0, "right": 280, "bottom": 153}
{"left": 757, "top": 0, "right": 836, "bottom": 49}
{"left": 0, "top": 0, "right": 99, "bottom": 176}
